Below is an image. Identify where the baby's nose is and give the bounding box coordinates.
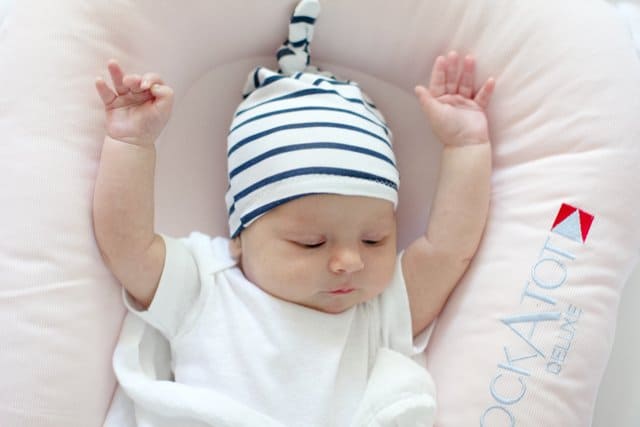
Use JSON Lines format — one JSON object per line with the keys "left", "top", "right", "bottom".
{"left": 329, "top": 246, "right": 364, "bottom": 274}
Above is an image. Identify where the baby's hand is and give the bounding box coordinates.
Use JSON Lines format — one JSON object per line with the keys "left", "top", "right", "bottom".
{"left": 415, "top": 51, "right": 495, "bottom": 146}
{"left": 95, "top": 60, "right": 174, "bottom": 147}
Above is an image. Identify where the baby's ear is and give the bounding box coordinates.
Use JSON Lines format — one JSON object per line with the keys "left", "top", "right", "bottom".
{"left": 229, "top": 237, "right": 242, "bottom": 260}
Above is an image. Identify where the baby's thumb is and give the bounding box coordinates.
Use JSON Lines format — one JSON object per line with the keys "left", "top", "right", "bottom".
{"left": 151, "top": 84, "right": 174, "bottom": 110}
{"left": 414, "top": 86, "right": 437, "bottom": 117}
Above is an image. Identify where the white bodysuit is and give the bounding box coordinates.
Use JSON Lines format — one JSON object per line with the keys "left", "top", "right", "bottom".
{"left": 122, "top": 232, "right": 436, "bottom": 427}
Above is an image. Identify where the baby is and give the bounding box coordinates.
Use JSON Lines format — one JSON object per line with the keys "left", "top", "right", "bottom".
{"left": 94, "top": 1, "right": 494, "bottom": 425}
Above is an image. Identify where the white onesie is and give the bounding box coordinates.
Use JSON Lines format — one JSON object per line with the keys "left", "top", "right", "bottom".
{"left": 123, "top": 231, "right": 436, "bottom": 427}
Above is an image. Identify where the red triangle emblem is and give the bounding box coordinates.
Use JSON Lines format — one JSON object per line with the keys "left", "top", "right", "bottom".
{"left": 551, "top": 203, "right": 594, "bottom": 243}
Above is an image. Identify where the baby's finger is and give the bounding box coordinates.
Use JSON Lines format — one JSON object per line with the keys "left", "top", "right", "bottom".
{"left": 108, "top": 60, "right": 129, "bottom": 95}
{"left": 445, "top": 51, "right": 460, "bottom": 94}
{"left": 474, "top": 77, "right": 496, "bottom": 110}
{"left": 140, "top": 73, "right": 164, "bottom": 91}
{"left": 123, "top": 74, "right": 144, "bottom": 93}
{"left": 428, "top": 56, "right": 447, "bottom": 97}
{"left": 95, "top": 77, "right": 117, "bottom": 106}
{"left": 458, "top": 56, "right": 475, "bottom": 99}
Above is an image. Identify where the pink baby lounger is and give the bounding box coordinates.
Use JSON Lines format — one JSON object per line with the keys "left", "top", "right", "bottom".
{"left": 1, "top": 0, "right": 639, "bottom": 426}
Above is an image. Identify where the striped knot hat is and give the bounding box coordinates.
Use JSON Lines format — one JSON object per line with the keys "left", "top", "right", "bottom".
{"left": 226, "top": 0, "right": 399, "bottom": 238}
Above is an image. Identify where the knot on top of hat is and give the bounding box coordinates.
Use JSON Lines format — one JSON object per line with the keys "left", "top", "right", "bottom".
{"left": 276, "top": 0, "right": 321, "bottom": 76}
{"left": 242, "top": 0, "right": 340, "bottom": 98}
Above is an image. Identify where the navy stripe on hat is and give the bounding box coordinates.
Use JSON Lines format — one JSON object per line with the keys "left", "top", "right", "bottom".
{"left": 229, "top": 142, "right": 396, "bottom": 179}
{"left": 229, "top": 106, "right": 390, "bottom": 136}
{"left": 228, "top": 121, "right": 391, "bottom": 157}
{"left": 233, "top": 167, "right": 398, "bottom": 203}
{"left": 236, "top": 86, "right": 379, "bottom": 117}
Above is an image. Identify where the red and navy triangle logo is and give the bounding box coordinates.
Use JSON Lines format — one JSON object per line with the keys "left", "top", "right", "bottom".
{"left": 551, "top": 203, "right": 594, "bottom": 243}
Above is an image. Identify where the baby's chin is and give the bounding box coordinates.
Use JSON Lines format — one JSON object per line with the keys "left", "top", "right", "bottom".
{"left": 317, "top": 303, "right": 354, "bottom": 315}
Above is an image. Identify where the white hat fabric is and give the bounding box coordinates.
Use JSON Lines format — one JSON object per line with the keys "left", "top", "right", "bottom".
{"left": 225, "top": 0, "right": 399, "bottom": 237}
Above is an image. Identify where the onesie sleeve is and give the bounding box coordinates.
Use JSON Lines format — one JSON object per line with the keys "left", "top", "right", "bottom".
{"left": 374, "top": 251, "right": 436, "bottom": 357}
{"left": 123, "top": 234, "right": 201, "bottom": 341}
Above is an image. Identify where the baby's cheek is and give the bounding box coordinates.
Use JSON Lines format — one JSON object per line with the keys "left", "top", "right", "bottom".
{"left": 369, "top": 254, "right": 396, "bottom": 289}
{"left": 278, "top": 257, "right": 314, "bottom": 283}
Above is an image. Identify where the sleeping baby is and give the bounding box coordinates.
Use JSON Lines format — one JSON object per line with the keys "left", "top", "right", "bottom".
{"left": 93, "top": 0, "right": 495, "bottom": 425}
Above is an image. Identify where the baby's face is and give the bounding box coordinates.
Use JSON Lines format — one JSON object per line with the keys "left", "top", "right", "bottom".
{"left": 231, "top": 194, "right": 397, "bottom": 314}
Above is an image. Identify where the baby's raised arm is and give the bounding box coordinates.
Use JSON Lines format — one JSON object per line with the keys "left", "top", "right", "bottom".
{"left": 93, "top": 60, "right": 174, "bottom": 308}
{"left": 403, "top": 51, "right": 495, "bottom": 336}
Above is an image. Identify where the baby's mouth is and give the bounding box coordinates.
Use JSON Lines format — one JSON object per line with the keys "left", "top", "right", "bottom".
{"left": 327, "top": 288, "right": 355, "bottom": 295}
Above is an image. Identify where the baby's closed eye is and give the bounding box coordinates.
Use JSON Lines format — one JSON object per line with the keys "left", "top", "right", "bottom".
{"left": 361, "top": 234, "right": 390, "bottom": 246}
{"left": 287, "top": 237, "right": 326, "bottom": 249}
{"left": 362, "top": 239, "right": 382, "bottom": 245}
{"left": 299, "top": 241, "right": 325, "bottom": 249}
